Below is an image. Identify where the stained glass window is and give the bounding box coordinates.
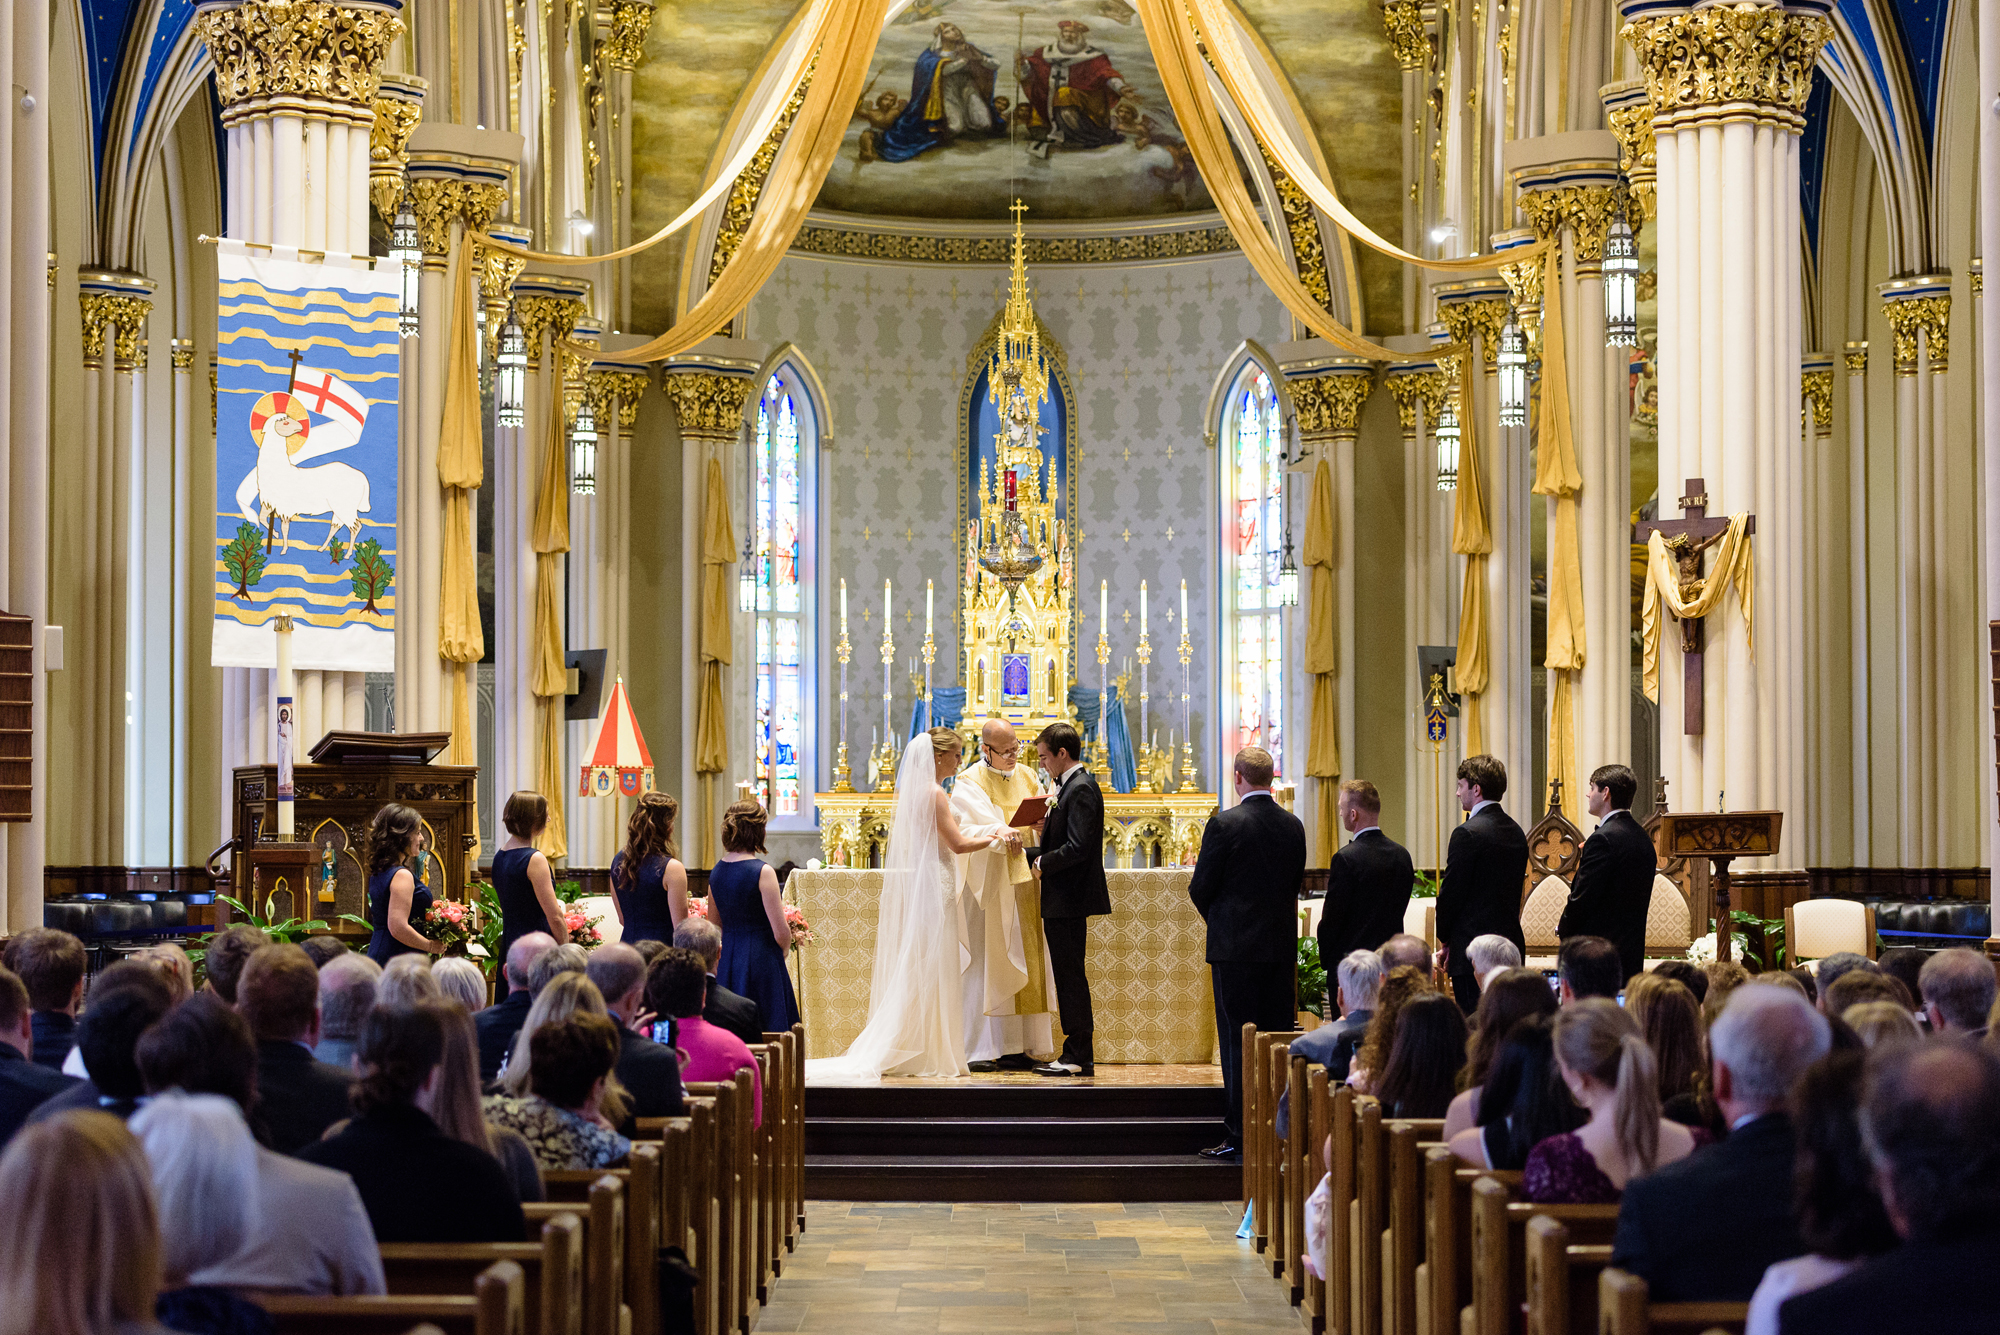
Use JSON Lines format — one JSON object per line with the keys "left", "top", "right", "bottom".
{"left": 752, "top": 376, "right": 811, "bottom": 819}
{"left": 1223, "top": 368, "right": 1286, "bottom": 775}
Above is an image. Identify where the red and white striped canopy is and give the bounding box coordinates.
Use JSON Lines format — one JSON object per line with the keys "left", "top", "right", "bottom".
{"left": 578, "top": 678, "right": 655, "bottom": 798}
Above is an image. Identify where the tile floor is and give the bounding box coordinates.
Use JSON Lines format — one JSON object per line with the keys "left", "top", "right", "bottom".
{"left": 756, "top": 1201, "right": 1306, "bottom": 1333}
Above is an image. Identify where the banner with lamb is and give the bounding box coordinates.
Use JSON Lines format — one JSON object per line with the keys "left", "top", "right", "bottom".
{"left": 212, "top": 243, "right": 399, "bottom": 672}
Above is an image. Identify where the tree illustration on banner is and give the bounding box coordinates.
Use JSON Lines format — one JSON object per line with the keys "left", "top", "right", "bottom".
{"left": 350, "top": 539, "right": 393, "bottom": 615}
{"left": 224, "top": 523, "right": 267, "bottom": 599}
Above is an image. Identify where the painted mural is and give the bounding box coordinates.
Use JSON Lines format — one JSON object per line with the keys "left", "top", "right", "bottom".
{"left": 815, "top": 0, "right": 1211, "bottom": 220}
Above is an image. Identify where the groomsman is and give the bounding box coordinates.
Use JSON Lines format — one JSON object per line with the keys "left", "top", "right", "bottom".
{"left": 1317, "top": 780, "right": 1415, "bottom": 965}
{"left": 1435, "top": 755, "right": 1528, "bottom": 1011}
{"left": 1188, "top": 747, "right": 1307, "bottom": 1160}
{"left": 1557, "top": 764, "right": 1657, "bottom": 986}
{"left": 1031, "top": 723, "right": 1108, "bottom": 1076}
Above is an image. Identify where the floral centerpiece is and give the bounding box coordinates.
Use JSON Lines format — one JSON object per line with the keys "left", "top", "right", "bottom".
{"left": 1686, "top": 930, "right": 1751, "bottom": 964}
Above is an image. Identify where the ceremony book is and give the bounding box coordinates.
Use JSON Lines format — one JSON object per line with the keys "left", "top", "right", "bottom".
{"left": 1009, "top": 795, "right": 1050, "bottom": 828}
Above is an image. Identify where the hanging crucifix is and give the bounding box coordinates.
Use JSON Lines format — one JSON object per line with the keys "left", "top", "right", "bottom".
{"left": 1632, "top": 478, "right": 1755, "bottom": 735}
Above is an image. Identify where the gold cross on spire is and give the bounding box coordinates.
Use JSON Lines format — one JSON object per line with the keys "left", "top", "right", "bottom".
{"left": 1010, "top": 199, "right": 1028, "bottom": 227}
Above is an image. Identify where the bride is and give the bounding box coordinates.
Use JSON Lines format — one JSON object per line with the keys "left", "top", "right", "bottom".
{"left": 805, "top": 727, "right": 1020, "bottom": 1083}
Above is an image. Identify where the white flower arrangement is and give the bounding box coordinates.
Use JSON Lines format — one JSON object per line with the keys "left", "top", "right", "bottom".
{"left": 1686, "top": 931, "right": 1751, "bottom": 964}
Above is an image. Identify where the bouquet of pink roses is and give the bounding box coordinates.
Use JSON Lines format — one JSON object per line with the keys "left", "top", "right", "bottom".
{"left": 423, "top": 898, "right": 474, "bottom": 952}
{"left": 563, "top": 907, "right": 605, "bottom": 949}
{"left": 684, "top": 896, "right": 712, "bottom": 920}
{"left": 783, "top": 903, "right": 814, "bottom": 951}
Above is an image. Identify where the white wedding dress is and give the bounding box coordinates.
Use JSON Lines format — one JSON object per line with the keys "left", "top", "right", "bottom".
{"left": 804, "top": 741, "right": 971, "bottom": 1083}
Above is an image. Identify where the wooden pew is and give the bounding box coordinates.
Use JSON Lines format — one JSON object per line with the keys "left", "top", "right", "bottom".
{"left": 1524, "top": 1214, "right": 1613, "bottom": 1335}
{"left": 529, "top": 1171, "right": 634, "bottom": 1335}
{"left": 788, "top": 1022, "right": 807, "bottom": 1242}
{"left": 1282, "top": 1049, "right": 1309, "bottom": 1303}
{"left": 1353, "top": 1099, "right": 1383, "bottom": 1335}
{"left": 1242, "top": 1024, "right": 1264, "bottom": 1252}
{"left": 1302, "top": 1066, "right": 1332, "bottom": 1335}
{"left": 1383, "top": 1120, "right": 1445, "bottom": 1335}
{"left": 1418, "top": 1159, "right": 1524, "bottom": 1335}
{"left": 1469, "top": 1178, "right": 1619, "bottom": 1335}
{"left": 1262, "top": 1030, "right": 1305, "bottom": 1275}
{"left": 1597, "top": 1270, "right": 1748, "bottom": 1335}
{"left": 262, "top": 1259, "right": 524, "bottom": 1335}
{"left": 1327, "top": 1084, "right": 1356, "bottom": 1335}
{"left": 751, "top": 1043, "right": 776, "bottom": 1302}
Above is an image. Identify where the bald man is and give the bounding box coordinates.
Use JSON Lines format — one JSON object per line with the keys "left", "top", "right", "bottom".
{"left": 950, "top": 719, "right": 1058, "bottom": 1071}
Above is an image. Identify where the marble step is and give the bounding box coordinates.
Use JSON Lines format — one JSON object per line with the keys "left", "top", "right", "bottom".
{"left": 805, "top": 1152, "right": 1242, "bottom": 1203}
{"left": 806, "top": 1113, "right": 1223, "bottom": 1157}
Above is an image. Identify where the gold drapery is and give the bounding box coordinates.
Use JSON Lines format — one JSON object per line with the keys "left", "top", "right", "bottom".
{"left": 438, "top": 238, "right": 485, "bottom": 795}
{"left": 1531, "top": 260, "right": 1584, "bottom": 807}
{"left": 696, "top": 455, "right": 736, "bottom": 864}
{"left": 1303, "top": 457, "right": 1339, "bottom": 862}
{"left": 530, "top": 376, "right": 572, "bottom": 859}
{"left": 1450, "top": 365, "right": 1490, "bottom": 755}
{"left": 1640, "top": 517, "right": 1755, "bottom": 704}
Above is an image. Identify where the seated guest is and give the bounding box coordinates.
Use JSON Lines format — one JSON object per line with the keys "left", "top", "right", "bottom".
{"left": 133, "top": 944, "right": 195, "bottom": 1005}
{"left": 1278, "top": 950, "right": 1384, "bottom": 1140}
{"left": 426, "top": 1002, "right": 542, "bottom": 1203}
{"left": 1374, "top": 993, "right": 1468, "bottom": 1119}
{"left": 204, "top": 926, "right": 273, "bottom": 1008}
{"left": 484, "top": 1015, "right": 632, "bottom": 1171}
{"left": 1623, "top": 973, "right": 1711, "bottom": 1128}
{"left": 1556, "top": 935, "right": 1624, "bottom": 1004}
{"left": 1777, "top": 1043, "right": 2000, "bottom": 1333}
{"left": 298, "top": 936, "right": 346, "bottom": 970}
{"left": 1465, "top": 934, "right": 1524, "bottom": 993}
{"left": 586, "top": 943, "right": 685, "bottom": 1124}
{"left": 312, "top": 953, "right": 380, "bottom": 1072}
{"left": 136, "top": 995, "right": 383, "bottom": 1297}
{"left": 1809, "top": 953, "right": 1876, "bottom": 1013}
{"left": 1821, "top": 969, "right": 1910, "bottom": 1018}
{"left": 475, "top": 932, "right": 555, "bottom": 1081}
{"left": 297, "top": 1002, "right": 525, "bottom": 1243}
{"left": 237, "top": 945, "right": 355, "bottom": 1154}
{"left": 1376, "top": 933, "right": 1432, "bottom": 976}
{"left": 1840, "top": 1000, "right": 1921, "bottom": 1051}
{"left": 2, "top": 926, "right": 86, "bottom": 1069}
{"left": 494, "top": 973, "right": 630, "bottom": 1127}
{"left": 1525, "top": 999, "right": 1702, "bottom": 1204}
{"left": 1444, "top": 968, "right": 1558, "bottom": 1139}
{"left": 1347, "top": 965, "right": 1434, "bottom": 1096}
{"left": 1873, "top": 947, "right": 1926, "bottom": 1014}
{"left": 1917, "top": 947, "right": 1996, "bottom": 1038}
{"left": 1449, "top": 1016, "right": 1582, "bottom": 1170}
{"left": 432, "top": 958, "right": 489, "bottom": 1016}
{"left": 1613, "top": 985, "right": 1831, "bottom": 1300}
{"left": 1650, "top": 959, "right": 1708, "bottom": 1005}
{"left": 632, "top": 939, "right": 668, "bottom": 966}
{"left": 1749, "top": 971, "right": 1813, "bottom": 1004}
{"left": 376, "top": 954, "right": 440, "bottom": 1008}
{"left": 1786, "top": 966, "right": 1819, "bottom": 1005}
{"left": 0, "top": 965, "right": 77, "bottom": 1146}
{"left": 1315, "top": 780, "right": 1414, "bottom": 968}
{"left": 1743, "top": 1053, "right": 1897, "bottom": 1335}
{"left": 674, "top": 917, "right": 764, "bottom": 1044}
{"left": 646, "top": 948, "right": 764, "bottom": 1125}
{"left": 31, "top": 963, "right": 175, "bottom": 1124}
{"left": 128, "top": 1092, "right": 276, "bottom": 1335}
{"left": 1700, "top": 960, "right": 1750, "bottom": 1027}
{"left": 0, "top": 1109, "right": 170, "bottom": 1335}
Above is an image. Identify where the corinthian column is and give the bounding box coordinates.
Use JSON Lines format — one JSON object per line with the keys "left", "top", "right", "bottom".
{"left": 1622, "top": 0, "right": 1830, "bottom": 865}
{"left": 1387, "top": 357, "right": 1456, "bottom": 868}
{"left": 598, "top": 1, "right": 657, "bottom": 329}
{"left": 1382, "top": 2, "right": 1435, "bottom": 331}
{"left": 1800, "top": 356, "right": 1833, "bottom": 865}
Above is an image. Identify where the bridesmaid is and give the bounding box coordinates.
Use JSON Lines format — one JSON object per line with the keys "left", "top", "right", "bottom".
{"left": 367, "top": 803, "right": 440, "bottom": 963}
{"left": 708, "top": 801, "right": 799, "bottom": 1032}
{"left": 609, "top": 791, "right": 688, "bottom": 945}
{"left": 494, "top": 791, "right": 570, "bottom": 960}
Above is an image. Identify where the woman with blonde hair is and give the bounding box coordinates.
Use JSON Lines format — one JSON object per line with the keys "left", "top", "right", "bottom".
{"left": 493, "top": 971, "right": 629, "bottom": 1128}
{"left": 611, "top": 791, "right": 688, "bottom": 943}
{"left": 376, "top": 953, "right": 441, "bottom": 1008}
{"left": 0, "top": 1110, "right": 167, "bottom": 1335}
{"left": 132, "top": 944, "right": 194, "bottom": 1005}
{"left": 428, "top": 1001, "right": 543, "bottom": 1202}
{"left": 1347, "top": 965, "right": 1434, "bottom": 1095}
{"left": 1523, "top": 998, "right": 1704, "bottom": 1203}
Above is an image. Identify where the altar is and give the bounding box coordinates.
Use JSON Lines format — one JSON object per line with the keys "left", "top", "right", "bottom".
{"left": 787, "top": 867, "right": 1217, "bottom": 1065}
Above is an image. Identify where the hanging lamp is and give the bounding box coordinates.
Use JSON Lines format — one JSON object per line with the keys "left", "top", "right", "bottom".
{"left": 495, "top": 310, "right": 526, "bottom": 427}
{"left": 389, "top": 194, "right": 421, "bottom": 340}
{"left": 1604, "top": 183, "right": 1640, "bottom": 348}
{"left": 1497, "top": 308, "right": 1528, "bottom": 428}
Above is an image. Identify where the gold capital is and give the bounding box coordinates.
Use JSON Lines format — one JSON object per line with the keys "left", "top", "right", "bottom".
{"left": 1290, "top": 370, "right": 1374, "bottom": 441}
{"left": 602, "top": 0, "right": 657, "bottom": 71}
{"left": 588, "top": 368, "right": 651, "bottom": 430}
{"left": 1881, "top": 294, "right": 1950, "bottom": 375}
{"left": 193, "top": 0, "right": 404, "bottom": 126}
{"left": 80, "top": 291, "right": 153, "bottom": 370}
{"left": 1518, "top": 185, "right": 1616, "bottom": 263}
{"left": 661, "top": 369, "right": 753, "bottom": 440}
{"left": 512, "top": 295, "right": 586, "bottom": 360}
{"left": 1603, "top": 94, "right": 1657, "bottom": 221}
{"left": 1385, "top": 369, "right": 1446, "bottom": 436}
{"left": 1622, "top": 4, "right": 1833, "bottom": 125}
{"left": 368, "top": 79, "right": 427, "bottom": 219}
{"left": 1843, "top": 343, "right": 1868, "bottom": 374}
{"left": 1437, "top": 297, "right": 1511, "bottom": 372}
{"left": 171, "top": 339, "right": 198, "bottom": 371}
{"left": 1801, "top": 369, "right": 1833, "bottom": 435}
{"left": 408, "top": 177, "right": 507, "bottom": 256}
{"left": 1381, "top": 1, "right": 1432, "bottom": 70}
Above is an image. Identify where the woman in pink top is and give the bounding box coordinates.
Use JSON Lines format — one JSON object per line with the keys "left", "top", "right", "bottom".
{"left": 645, "top": 947, "right": 762, "bottom": 1125}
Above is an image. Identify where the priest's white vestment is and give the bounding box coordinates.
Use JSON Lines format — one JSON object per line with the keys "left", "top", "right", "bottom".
{"left": 951, "top": 761, "right": 1058, "bottom": 1061}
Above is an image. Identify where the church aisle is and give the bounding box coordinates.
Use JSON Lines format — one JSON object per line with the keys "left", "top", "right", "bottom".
{"left": 757, "top": 1200, "right": 1306, "bottom": 1333}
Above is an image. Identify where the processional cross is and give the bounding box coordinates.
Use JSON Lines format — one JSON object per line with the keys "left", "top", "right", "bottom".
{"left": 1632, "top": 478, "right": 1755, "bottom": 735}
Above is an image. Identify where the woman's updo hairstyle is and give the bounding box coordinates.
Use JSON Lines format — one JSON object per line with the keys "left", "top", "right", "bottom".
{"left": 352, "top": 1001, "right": 448, "bottom": 1115}
{"left": 615, "top": 791, "right": 680, "bottom": 890}
{"left": 720, "top": 800, "right": 768, "bottom": 854}
{"left": 365, "top": 803, "right": 423, "bottom": 878}
{"left": 1553, "top": 997, "right": 1663, "bottom": 1175}
{"left": 928, "top": 726, "right": 963, "bottom": 759}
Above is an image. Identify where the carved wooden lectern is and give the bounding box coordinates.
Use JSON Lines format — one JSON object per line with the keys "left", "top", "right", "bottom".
{"left": 230, "top": 731, "right": 477, "bottom": 928}
{"left": 1654, "top": 810, "right": 1783, "bottom": 964}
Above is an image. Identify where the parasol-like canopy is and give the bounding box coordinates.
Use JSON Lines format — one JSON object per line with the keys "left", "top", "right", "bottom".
{"left": 579, "top": 677, "right": 655, "bottom": 798}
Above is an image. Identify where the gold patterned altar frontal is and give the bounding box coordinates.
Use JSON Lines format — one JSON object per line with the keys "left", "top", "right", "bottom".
{"left": 788, "top": 868, "right": 1217, "bottom": 1065}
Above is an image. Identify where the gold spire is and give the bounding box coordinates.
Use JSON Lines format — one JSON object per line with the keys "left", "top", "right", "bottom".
{"left": 990, "top": 199, "right": 1048, "bottom": 418}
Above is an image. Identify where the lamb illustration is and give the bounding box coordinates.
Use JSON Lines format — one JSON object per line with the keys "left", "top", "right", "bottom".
{"left": 233, "top": 361, "right": 374, "bottom": 556}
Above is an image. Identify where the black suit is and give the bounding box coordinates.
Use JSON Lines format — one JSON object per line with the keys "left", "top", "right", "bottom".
{"left": 1436, "top": 802, "right": 1529, "bottom": 1009}
{"left": 1319, "top": 828, "right": 1415, "bottom": 965}
{"left": 705, "top": 975, "right": 765, "bottom": 1045}
{"left": 614, "top": 1026, "right": 685, "bottom": 1130}
{"left": 255, "top": 1039, "right": 357, "bottom": 1154}
{"left": 0, "top": 1044, "right": 79, "bottom": 1148}
{"left": 298, "top": 1103, "right": 524, "bottom": 1243}
{"left": 1612, "top": 1112, "right": 1807, "bottom": 1301}
{"left": 476, "top": 988, "right": 535, "bottom": 1081}
{"left": 1778, "top": 1226, "right": 2000, "bottom": 1334}
{"left": 1038, "top": 765, "right": 1110, "bottom": 1068}
{"left": 1190, "top": 794, "right": 1308, "bottom": 1142}
{"left": 29, "top": 1011, "right": 75, "bottom": 1070}
{"left": 1557, "top": 809, "right": 1657, "bottom": 983}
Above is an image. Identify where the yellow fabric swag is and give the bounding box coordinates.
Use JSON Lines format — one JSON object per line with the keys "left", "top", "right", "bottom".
{"left": 1302, "top": 457, "right": 1339, "bottom": 862}
{"left": 529, "top": 375, "right": 572, "bottom": 859}
{"left": 1640, "top": 516, "right": 1755, "bottom": 704}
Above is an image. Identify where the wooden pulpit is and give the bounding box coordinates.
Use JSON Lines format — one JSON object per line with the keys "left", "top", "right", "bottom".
{"left": 231, "top": 731, "right": 477, "bottom": 930}
{"left": 1654, "top": 810, "right": 1782, "bottom": 964}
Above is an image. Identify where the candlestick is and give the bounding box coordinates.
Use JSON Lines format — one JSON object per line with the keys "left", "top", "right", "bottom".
{"left": 921, "top": 580, "right": 936, "bottom": 730}
{"left": 274, "top": 614, "right": 295, "bottom": 838}
{"left": 1140, "top": 581, "right": 1148, "bottom": 635}
{"left": 1178, "top": 601, "right": 1196, "bottom": 791}
{"left": 1094, "top": 584, "right": 1112, "bottom": 779}
{"left": 1100, "top": 579, "right": 1107, "bottom": 629}
{"left": 880, "top": 584, "right": 895, "bottom": 792}
{"left": 1180, "top": 579, "right": 1188, "bottom": 628}
{"left": 1135, "top": 599, "right": 1154, "bottom": 794}
{"left": 834, "top": 578, "right": 853, "bottom": 792}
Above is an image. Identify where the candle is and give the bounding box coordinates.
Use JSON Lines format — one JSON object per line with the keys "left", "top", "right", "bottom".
{"left": 1099, "top": 580, "right": 1108, "bottom": 631}
{"left": 840, "top": 578, "right": 848, "bottom": 628}
{"left": 884, "top": 578, "right": 891, "bottom": 626}
{"left": 1140, "top": 581, "right": 1148, "bottom": 634}
{"left": 1180, "top": 579, "right": 1188, "bottom": 629}
{"left": 926, "top": 580, "right": 934, "bottom": 636}
{"left": 1004, "top": 468, "right": 1018, "bottom": 510}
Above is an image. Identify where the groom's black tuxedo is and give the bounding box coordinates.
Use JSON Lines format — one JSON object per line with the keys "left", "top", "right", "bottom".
{"left": 1038, "top": 765, "right": 1109, "bottom": 1069}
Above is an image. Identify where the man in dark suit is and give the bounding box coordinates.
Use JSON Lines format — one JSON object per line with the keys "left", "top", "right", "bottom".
{"left": 1318, "top": 779, "right": 1415, "bottom": 966}
{"left": 1276, "top": 947, "right": 1384, "bottom": 1139}
{"left": 476, "top": 932, "right": 556, "bottom": 1080}
{"left": 1556, "top": 764, "right": 1657, "bottom": 985}
{"left": 28, "top": 962, "right": 175, "bottom": 1125}
{"left": 675, "top": 917, "right": 766, "bottom": 1044}
{"left": 1032, "top": 721, "right": 1109, "bottom": 1077}
{"left": 1, "top": 927, "right": 86, "bottom": 1069}
{"left": 238, "top": 944, "right": 357, "bottom": 1154}
{"left": 587, "top": 943, "right": 685, "bottom": 1126}
{"left": 1189, "top": 746, "right": 1308, "bottom": 1157}
{"left": 0, "top": 966, "right": 78, "bottom": 1147}
{"left": 1778, "top": 1042, "right": 2000, "bottom": 1334}
{"left": 1434, "top": 754, "right": 1529, "bottom": 1011}
{"left": 1614, "top": 985, "right": 1830, "bottom": 1300}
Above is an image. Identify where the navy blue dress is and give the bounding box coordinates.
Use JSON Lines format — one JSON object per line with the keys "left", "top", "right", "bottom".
{"left": 367, "top": 865, "right": 432, "bottom": 964}
{"left": 491, "top": 846, "right": 545, "bottom": 963}
{"left": 709, "top": 859, "right": 798, "bottom": 1032}
{"left": 611, "top": 852, "right": 678, "bottom": 945}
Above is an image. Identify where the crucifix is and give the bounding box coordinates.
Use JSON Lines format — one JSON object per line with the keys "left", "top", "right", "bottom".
{"left": 1633, "top": 478, "right": 1754, "bottom": 734}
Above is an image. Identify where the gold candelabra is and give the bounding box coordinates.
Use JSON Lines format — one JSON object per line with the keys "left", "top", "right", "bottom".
{"left": 833, "top": 578, "right": 854, "bottom": 792}
{"left": 1178, "top": 602, "right": 1197, "bottom": 792}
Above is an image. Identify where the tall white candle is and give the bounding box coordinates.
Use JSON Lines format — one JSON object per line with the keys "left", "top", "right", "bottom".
{"left": 1099, "top": 579, "right": 1108, "bottom": 630}
{"left": 840, "top": 578, "right": 848, "bottom": 629}
{"left": 884, "top": 578, "right": 891, "bottom": 626}
{"left": 1140, "top": 581, "right": 1148, "bottom": 634}
{"left": 1180, "top": 579, "right": 1188, "bottom": 628}
{"left": 926, "top": 580, "right": 934, "bottom": 636}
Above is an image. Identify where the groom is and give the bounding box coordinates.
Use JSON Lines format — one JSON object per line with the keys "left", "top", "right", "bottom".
{"left": 1031, "top": 722, "right": 1108, "bottom": 1076}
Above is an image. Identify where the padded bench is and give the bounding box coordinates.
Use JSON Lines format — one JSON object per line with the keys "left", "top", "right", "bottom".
{"left": 44, "top": 896, "right": 191, "bottom": 940}
{"left": 1862, "top": 899, "right": 1991, "bottom": 951}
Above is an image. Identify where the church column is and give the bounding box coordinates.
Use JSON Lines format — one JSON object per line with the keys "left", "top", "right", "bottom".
{"left": 1388, "top": 359, "right": 1454, "bottom": 869}
{"left": 1842, "top": 342, "right": 1872, "bottom": 866}
{"left": 1801, "top": 358, "right": 1833, "bottom": 866}
{"left": 1621, "top": 0, "right": 1828, "bottom": 863}
{"left": 598, "top": 1, "right": 656, "bottom": 330}
{"left": 1982, "top": 0, "right": 2000, "bottom": 892}
{"left": 1382, "top": 2, "right": 1435, "bottom": 332}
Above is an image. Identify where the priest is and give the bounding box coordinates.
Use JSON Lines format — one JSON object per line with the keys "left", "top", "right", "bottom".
{"left": 951, "top": 718, "right": 1059, "bottom": 1071}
